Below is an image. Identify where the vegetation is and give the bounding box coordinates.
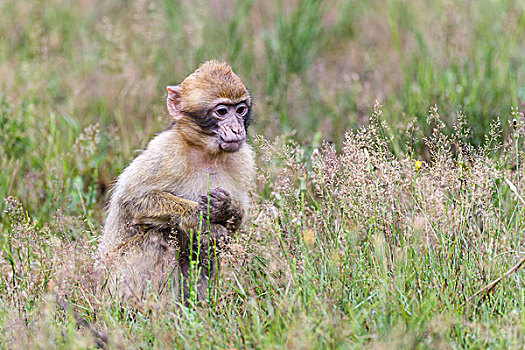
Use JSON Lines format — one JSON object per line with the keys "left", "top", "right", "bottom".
{"left": 1, "top": 0, "right": 524, "bottom": 348}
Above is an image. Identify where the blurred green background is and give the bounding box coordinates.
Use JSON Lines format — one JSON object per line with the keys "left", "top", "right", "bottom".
{"left": 1, "top": 1, "right": 525, "bottom": 347}
{"left": 1, "top": 0, "right": 524, "bottom": 223}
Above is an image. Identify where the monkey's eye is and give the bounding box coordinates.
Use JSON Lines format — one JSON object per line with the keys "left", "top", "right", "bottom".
{"left": 215, "top": 106, "right": 228, "bottom": 117}
{"left": 236, "top": 104, "right": 247, "bottom": 116}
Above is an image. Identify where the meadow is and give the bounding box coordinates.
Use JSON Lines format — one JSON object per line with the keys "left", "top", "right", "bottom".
{"left": 1, "top": 0, "right": 524, "bottom": 348}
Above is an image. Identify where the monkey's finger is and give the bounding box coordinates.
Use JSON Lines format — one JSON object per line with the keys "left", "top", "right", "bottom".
{"left": 211, "top": 191, "right": 231, "bottom": 203}
{"left": 203, "top": 189, "right": 225, "bottom": 201}
{"left": 200, "top": 196, "right": 222, "bottom": 214}
{"left": 200, "top": 195, "right": 211, "bottom": 207}
{"left": 201, "top": 194, "right": 220, "bottom": 204}
{"left": 210, "top": 187, "right": 229, "bottom": 197}
{"left": 210, "top": 193, "right": 228, "bottom": 203}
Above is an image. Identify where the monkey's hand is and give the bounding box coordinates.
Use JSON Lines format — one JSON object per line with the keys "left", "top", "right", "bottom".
{"left": 200, "top": 187, "right": 231, "bottom": 222}
{"left": 199, "top": 187, "right": 243, "bottom": 231}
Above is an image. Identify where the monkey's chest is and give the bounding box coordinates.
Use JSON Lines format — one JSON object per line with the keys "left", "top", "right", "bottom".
{"left": 173, "top": 168, "right": 238, "bottom": 202}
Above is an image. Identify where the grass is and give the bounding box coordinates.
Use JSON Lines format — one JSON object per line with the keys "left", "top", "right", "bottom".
{"left": 0, "top": 0, "right": 524, "bottom": 348}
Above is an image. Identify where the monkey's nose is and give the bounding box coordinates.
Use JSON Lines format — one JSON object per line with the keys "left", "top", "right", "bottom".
{"left": 232, "top": 125, "right": 242, "bottom": 135}
{"left": 219, "top": 126, "right": 246, "bottom": 152}
{"left": 221, "top": 129, "right": 245, "bottom": 143}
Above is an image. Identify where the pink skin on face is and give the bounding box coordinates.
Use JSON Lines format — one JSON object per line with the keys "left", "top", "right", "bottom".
{"left": 214, "top": 103, "right": 248, "bottom": 152}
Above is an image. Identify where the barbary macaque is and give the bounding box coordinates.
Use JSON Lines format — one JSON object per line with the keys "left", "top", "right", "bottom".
{"left": 97, "top": 60, "right": 255, "bottom": 303}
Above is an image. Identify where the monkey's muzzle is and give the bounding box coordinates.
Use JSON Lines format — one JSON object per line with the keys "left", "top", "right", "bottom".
{"left": 218, "top": 117, "right": 246, "bottom": 152}
{"left": 220, "top": 138, "right": 245, "bottom": 152}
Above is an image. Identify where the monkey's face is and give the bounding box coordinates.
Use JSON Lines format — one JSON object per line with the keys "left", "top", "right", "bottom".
{"left": 211, "top": 101, "right": 249, "bottom": 152}
{"left": 166, "top": 60, "right": 252, "bottom": 154}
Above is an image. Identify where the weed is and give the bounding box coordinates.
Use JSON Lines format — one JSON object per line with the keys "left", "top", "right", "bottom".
{"left": 0, "top": 0, "right": 524, "bottom": 348}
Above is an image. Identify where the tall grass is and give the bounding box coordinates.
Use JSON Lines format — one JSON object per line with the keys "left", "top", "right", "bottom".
{"left": 0, "top": 0, "right": 524, "bottom": 348}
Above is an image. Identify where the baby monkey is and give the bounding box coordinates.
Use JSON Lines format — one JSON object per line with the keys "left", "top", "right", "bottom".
{"left": 97, "top": 61, "right": 255, "bottom": 303}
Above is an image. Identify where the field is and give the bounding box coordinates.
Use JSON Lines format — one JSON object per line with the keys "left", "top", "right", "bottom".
{"left": 1, "top": 0, "right": 525, "bottom": 348}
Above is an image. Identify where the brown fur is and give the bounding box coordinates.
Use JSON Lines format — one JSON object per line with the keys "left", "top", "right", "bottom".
{"left": 179, "top": 60, "right": 251, "bottom": 117}
{"left": 97, "top": 61, "right": 255, "bottom": 304}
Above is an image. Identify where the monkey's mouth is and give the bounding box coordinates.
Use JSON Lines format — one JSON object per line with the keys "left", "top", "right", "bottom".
{"left": 219, "top": 139, "right": 244, "bottom": 152}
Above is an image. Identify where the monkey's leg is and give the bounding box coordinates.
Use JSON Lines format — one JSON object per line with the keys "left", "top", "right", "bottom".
{"left": 179, "top": 223, "right": 228, "bottom": 303}
{"left": 121, "top": 191, "right": 231, "bottom": 303}
{"left": 113, "top": 229, "right": 179, "bottom": 303}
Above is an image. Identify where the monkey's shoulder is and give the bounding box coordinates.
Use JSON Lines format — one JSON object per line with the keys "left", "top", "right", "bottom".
{"left": 108, "top": 134, "right": 180, "bottom": 198}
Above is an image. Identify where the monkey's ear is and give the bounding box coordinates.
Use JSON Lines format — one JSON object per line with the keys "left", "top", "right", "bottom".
{"left": 166, "top": 85, "right": 182, "bottom": 120}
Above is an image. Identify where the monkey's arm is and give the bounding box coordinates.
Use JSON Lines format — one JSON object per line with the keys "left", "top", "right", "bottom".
{"left": 125, "top": 190, "right": 202, "bottom": 232}
{"left": 126, "top": 188, "right": 243, "bottom": 236}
